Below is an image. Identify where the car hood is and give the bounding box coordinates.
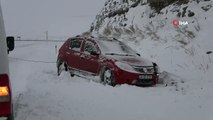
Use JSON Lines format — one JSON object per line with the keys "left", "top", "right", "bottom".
{"left": 105, "top": 55, "right": 153, "bottom": 66}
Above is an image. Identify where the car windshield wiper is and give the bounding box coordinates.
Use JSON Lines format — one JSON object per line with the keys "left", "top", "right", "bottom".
{"left": 105, "top": 53, "right": 134, "bottom": 56}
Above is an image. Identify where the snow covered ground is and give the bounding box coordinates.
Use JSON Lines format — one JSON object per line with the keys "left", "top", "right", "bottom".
{"left": 8, "top": 39, "right": 213, "bottom": 120}
{"left": 3, "top": 0, "right": 213, "bottom": 119}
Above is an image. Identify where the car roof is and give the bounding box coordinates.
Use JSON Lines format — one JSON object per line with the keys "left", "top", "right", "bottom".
{"left": 69, "top": 35, "right": 120, "bottom": 43}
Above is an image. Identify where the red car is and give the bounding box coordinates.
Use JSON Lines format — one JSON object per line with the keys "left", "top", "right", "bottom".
{"left": 57, "top": 36, "right": 159, "bottom": 86}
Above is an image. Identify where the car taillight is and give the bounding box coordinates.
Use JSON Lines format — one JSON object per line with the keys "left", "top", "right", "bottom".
{"left": 0, "top": 87, "right": 9, "bottom": 96}
{"left": 0, "top": 74, "right": 10, "bottom": 102}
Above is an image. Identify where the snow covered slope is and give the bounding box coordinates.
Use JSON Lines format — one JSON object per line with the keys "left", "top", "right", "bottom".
{"left": 91, "top": 0, "right": 213, "bottom": 85}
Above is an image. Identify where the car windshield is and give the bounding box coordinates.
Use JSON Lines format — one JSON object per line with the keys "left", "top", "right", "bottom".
{"left": 96, "top": 40, "right": 137, "bottom": 56}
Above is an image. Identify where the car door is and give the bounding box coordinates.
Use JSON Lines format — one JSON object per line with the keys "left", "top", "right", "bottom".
{"left": 79, "top": 40, "right": 100, "bottom": 74}
{"left": 66, "top": 38, "right": 83, "bottom": 69}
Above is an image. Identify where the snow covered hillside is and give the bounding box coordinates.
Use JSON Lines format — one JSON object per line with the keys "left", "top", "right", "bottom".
{"left": 91, "top": 0, "right": 213, "bottom": 90}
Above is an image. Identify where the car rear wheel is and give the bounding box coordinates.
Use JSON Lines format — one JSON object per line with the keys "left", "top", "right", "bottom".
{"left": 101, "top": 68, "right": 116, "bottom": 86}
{"left": 57, "top": 59, "right": 67, "bottom": 76}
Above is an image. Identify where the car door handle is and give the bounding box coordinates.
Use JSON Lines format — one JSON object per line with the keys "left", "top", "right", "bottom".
{"left": 80, "top": 56, "right": 85, "bottom": 59}
{"left": 66, "top": 52, "right": 70, "bottom": 54}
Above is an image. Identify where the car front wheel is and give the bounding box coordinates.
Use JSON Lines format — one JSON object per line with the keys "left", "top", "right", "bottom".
{"left": 101, "top": 68, "right": 116, "bottom": 86}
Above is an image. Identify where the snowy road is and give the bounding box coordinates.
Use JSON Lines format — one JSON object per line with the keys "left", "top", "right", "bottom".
{"left": 8, "top": 41, "right": 213, "bottom": 120}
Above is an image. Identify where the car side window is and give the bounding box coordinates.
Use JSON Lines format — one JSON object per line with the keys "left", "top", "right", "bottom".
{"left": 70, "top": 39, "right": 83, "bottom": 52}
{"left": 84, "top": 41, "right": 97, "bottom": 54}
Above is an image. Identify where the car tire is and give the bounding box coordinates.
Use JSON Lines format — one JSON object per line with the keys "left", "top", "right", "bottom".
{"left": 57, "top": 59, "right": 62, "bottom": 76}
{"left": 101, "top": 67, "right": 116, "bottom": 86}
{"left": 69, "top": 70, "right": 75, "bottom": 77}
{"left": 57, "top": 59, "right": 67, "bottom": 76}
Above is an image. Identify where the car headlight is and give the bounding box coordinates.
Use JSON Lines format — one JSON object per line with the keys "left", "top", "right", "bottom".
{"left": 115, "top": 61, "right": 138, "bottom": 73}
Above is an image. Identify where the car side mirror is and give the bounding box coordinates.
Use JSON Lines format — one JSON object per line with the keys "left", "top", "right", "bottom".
{"left": 153, "top": 62, "right": 158, "bottom": 73}
{"left": 90, "top": 51, "right": 99, "bottom": 56}
{"left": 136, "top": 53, "right": 141, "bottom": 56}
{"left": 6, "top": 36, "right": 15, "bottom": 53}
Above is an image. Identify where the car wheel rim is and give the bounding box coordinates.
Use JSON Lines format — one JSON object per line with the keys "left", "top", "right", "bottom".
{"left": 104, "top": 69, "right": 112, "bottom": 84}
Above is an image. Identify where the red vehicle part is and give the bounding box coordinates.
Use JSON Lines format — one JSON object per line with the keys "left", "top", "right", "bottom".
{"left": 113, "top": 67, "right": 158, "bottom": 86}
{"left": 57, "top": 36, "right": 159, "bottom": 86}
{"left": 0, "top": 74, "right": 12, "bottom": 116}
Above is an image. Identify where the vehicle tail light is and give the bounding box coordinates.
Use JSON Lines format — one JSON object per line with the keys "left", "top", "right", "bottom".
{"left": 0, "top": 74, "right": 10, "bottom": 102}
{"left": 0, "top": 87, "right": 9, "bottom": 96}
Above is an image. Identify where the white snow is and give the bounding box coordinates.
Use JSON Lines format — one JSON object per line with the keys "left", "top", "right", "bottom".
{"left": 8, "top": 37, "right": 213, "bottom": 120}
{"left": 4, "top": 0, "right": 213, "bottom": 120}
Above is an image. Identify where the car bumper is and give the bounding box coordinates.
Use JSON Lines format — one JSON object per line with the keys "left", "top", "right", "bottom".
{"left": 0, "top": 102, "right": 11, "bottom": 116}
{"left": 114, "top": 69, "right": 158, "bottom": 86}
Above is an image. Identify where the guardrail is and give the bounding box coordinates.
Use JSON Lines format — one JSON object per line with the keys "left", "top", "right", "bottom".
{"left": 14, "top": 39, "right": 65, "bottom": 42}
